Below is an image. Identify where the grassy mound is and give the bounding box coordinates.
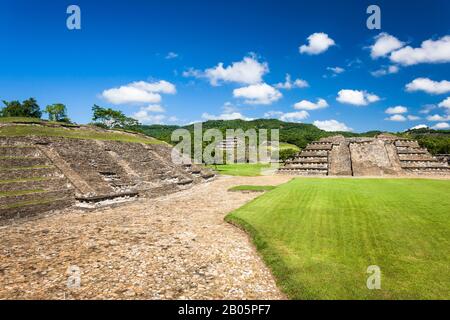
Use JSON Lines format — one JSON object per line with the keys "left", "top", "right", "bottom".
{"left": 0, "top": 120, "right": 164, "bottom": 145}
{"left": 226, "top": 178, "right": 450, "bottom": 299}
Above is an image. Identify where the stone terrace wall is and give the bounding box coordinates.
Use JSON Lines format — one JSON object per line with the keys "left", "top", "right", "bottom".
{"left": 280, "top": 134, "right": 450, "bottom": 177}
{"left": 0, "top": 136, "right": 214, "bottom": 221}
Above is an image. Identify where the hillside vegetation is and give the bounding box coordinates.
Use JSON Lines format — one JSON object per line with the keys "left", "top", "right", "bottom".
{"left": 138, "top": 119, "right": 450, "bottom": 155}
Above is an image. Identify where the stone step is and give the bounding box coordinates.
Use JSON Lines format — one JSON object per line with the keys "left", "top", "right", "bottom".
{"left": 278, "top": 168, "right": 327, "bottom": 176}
{"left": 0, "top": 146, "right": 41, "bottom": 157}
{"left": 0, "top": 166, "right": 61, "bottom": 180}
{"left": 0, "top": 157, "right": 51, "bottom": 167}
{"left": 0, "top": 177, "right": 72, "bottom": 192}
{"left": 0, "top": 189, "right": 75, "bottom": 206}
{"left": 0, "top": 197, "right": 74, "bottom": 221}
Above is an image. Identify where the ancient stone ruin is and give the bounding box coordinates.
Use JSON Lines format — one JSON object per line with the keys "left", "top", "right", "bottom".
{"left": 279, "top": 134, "right": 450, "bottom": 176}
{"left": 0, "top": 136, "right": 214, "bottom": 221}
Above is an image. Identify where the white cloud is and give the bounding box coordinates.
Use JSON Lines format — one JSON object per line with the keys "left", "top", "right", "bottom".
{"left": 143, "top": 104, "right": 165, "bottom": 113}
{"left": 165, "top": 52, "right": 179, "bottom": 59}
{"left": 432, "top": 122, "right": 450, "bottom": 130}
{"left": 336, "top": 89, "right": 380, "bottom": 106}
{"left": 279, "top": 111, "right": 309, "bottom": 122}
{"left": 407, "top": 115, "right": 421, "bottom": 120}
{"left": 182, "top": 68, "right": 202, "bottom": 78}
{"left": 264, "top": 110, "right": 309, "bottom": 122}
{"left": 299, "top": 32, "right": 335, "bottom": 55}
{"left": 427, "top": 114, "right": 450, "bottom": 121}
{"left": 275, "top": 74, "right": 309, "bottom": 89}
{"left": 390, "top": 35, "right": 450, "bottom": 66}
{"left": 201, "top": 112, "right": 252, "bottom": 121}
{"left": 370, "top": 33, "right": 405, "bottom": 59}
{"left": 102, "top": 80, "right": 176, "bottom": 105}
{"left": 186, "top": 55, "right": 269, "bottom": 86}
{"left": 419, "top": 104, "right": 437, "bottom": 114}
{"left": 233, "top": 83, "right": 282, "bottom": 105}
{"left": 438, "top": 97, "right": 450, "bottom": 109}
{"left": 132, "top": 110, "right": 166, "bottom": 124}
{"left": 313, "top": 119, "right": 352, "bottom": 132}
{"left": 371, "top": 65, "right": 399, "bottom": 77}
{"left": 385, "top": 114, "right": 407, "bottom": 122}
{"left": 409, "top": 124, "right": 428, "bottom": 130}
{"left": 405, "top": 78, "right": 450, "bottom": 95}
{"left": 385, "top": 106, "right": 408, "bottom": 114}
{"left": 294, "top": 98, "right": 328, "bottom": 110}
{"left": 327, "top": 66, "right": 345, "bottom": 74}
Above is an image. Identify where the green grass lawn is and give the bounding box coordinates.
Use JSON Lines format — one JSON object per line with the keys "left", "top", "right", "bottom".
{"left": 228, "top": 185, "right": 276, "bottom": 192}
{"left": 207, "top": 163, "right": 275, "bottom": 176}
{"left": 0, "top": 123, "right": 164, "bottom": 145}
{"left": 226, "top": 178, "right": 450, "bottom": 299}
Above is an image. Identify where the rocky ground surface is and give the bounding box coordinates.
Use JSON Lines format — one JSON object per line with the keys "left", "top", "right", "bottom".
{"left": 0, "top": 175, "right": 291, "bottom": 300}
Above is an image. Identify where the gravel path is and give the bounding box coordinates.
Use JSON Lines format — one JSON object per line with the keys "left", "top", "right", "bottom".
{"left": 0, "top": 175, "right": 291, "bottom": 299}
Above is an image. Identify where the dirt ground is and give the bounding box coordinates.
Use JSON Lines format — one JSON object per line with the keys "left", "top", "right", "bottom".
{"left": 0, "top": 175, "right": 292, "bottom": 300}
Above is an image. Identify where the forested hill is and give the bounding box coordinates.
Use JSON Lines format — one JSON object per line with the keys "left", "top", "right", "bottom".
{"left": 137, "top": 119, "right": 450, "bottom": 155}
{"left": 137, "top": 119, "right": 380, "bottom": 149}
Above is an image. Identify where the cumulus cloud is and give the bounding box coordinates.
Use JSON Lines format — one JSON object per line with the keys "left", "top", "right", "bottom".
{"left": 264, "top": 110, "right": 309, "bottom": 122}
{"left": 370, "top": 33, "right": 405, "bottom": 59}
{"left": 299, "top": 32, "right": 335, "bottom": 55}
{"left": 327, "top": 66, "right": 345, "bottom": 74}
{"left": 432, "top": 122, "right": 450, "bottom": 130}
{"left": 102, "top": 80, "right": 176, "bottom": 105}
{"left": 385, "top": 114, "right": 407, "bottom": 122}
{"left": 143, "top": 104, "right": 165, "bottom": 113}
{"left": 390, "top": 35, "right": 450, "bottom": 65}
{"left": 405, "top": 78, "right": 450, "bottom": 95}
{"left": 336, "top": 89, "right": 380, "bottom": 106}
{"left": 233, "top": 83, "right": 282, "bottom": 105}
{"left": 409, "top": 124, "right": 428, "bottom": 130}
{"left": 274, "top": 74, "right": 309, "bottom": 89}
{"left": 313, "top": 119, "right": 353, "bottom": 132}
{"left": 132, "top": 111, "right": 166, "bottom": 124}
{"left": 201, "top": 112, "right": 252, "bottom": 121}
{"left": 371, "top": 65, "right": 399, "bottom": 77}
{"left": 385, "top": 106, "right": 408, "bottom": 114}
{"left": 427, "top": 114, "right": 450, "bottom": 121}
{"left": 438, "top": 97, "right": 450, "bottom": 109}
{"left": 184, "top": 55, "right": 269, "bottom": 86}
{"left": 294, "top": 98, "right": 328, "bottom": 110}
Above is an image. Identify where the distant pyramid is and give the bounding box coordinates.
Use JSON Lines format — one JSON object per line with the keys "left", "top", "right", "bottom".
{"left": 279, "top": 134, "right": 450, "bottom": 176}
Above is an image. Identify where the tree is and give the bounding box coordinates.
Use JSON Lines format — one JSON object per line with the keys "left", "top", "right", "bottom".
{"left": 21, "top": 98, "right": 42, "bottom": 118}
{"left": 0, "top": 98, "right": 42, "bottom": 118}
{"left": 279, "top": 148, "right": 299, "bottom": 162}
{"left": 45, "top": 104, "right": 70, "bottom": 122}
{"left": 92, "top": 105, "right": 139, "bottom": 129}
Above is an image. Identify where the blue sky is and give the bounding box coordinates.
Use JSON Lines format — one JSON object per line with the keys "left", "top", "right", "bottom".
{"left": 1, "top": 0, "right": 449, "bottom": 132}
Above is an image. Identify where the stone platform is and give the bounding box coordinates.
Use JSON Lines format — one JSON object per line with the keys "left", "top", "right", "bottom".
{"left": 279, "top": 134, "right": 450, "bottom": 177}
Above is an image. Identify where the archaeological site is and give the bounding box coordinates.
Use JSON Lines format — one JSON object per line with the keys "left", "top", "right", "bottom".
{"left": 279, "top": 134, "right": 450, "bottom": 176}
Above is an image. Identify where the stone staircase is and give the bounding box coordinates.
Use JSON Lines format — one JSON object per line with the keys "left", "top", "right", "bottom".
{"left": 395, "top": 139, "right": 450, "bottom": 175}
{"left": 279, "top": 142, "right": 331, "bottom": 176}
{"left": 0, "top": 136, "right": 215, "bottom": 221}
{"left": 0, "top": 144, "right": 75, "bottom": 220}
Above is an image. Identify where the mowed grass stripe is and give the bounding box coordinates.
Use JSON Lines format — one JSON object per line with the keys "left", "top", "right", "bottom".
{"left": 226, "top": 178, "right": 450, "bottom": 299}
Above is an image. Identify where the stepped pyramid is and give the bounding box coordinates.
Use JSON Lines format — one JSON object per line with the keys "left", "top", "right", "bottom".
{"left": 0, "top": 136, "right": 214, "bottom": 221}
{"left": 279, "top": 134, "right": 450, "bottom": 176}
